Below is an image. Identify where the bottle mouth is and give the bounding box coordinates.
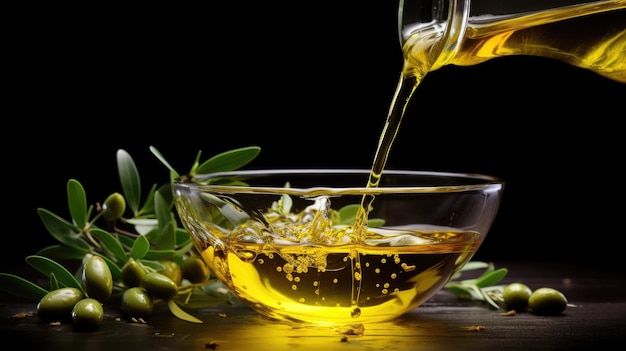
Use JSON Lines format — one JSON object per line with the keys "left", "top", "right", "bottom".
{"left": 398, "top": 0, "right": 470, "bottom": 72}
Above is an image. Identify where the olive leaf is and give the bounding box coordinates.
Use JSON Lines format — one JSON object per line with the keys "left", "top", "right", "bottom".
{"left": 89, "top": 228, "right": 127, "bottom": 263}
{"left": 117, "top": 149, "right": 141, "bottom": 215}
{"left": 200, "top": 193, "right": 250, "bottom": 226}
{"left": 153, "top": 191, "right": 176, "bottom": 250}
{"left": 471, "top": 268, "right": 508, "bottom": 288}
{"left": 174, "top": 228, "right": 193, "bottom": 247}
{"left": 138, "top": 260, "right": 165, "bottom": 271}
{"left": 37, "top": 208, "right": 90, "bottom": 250}
{"left": 367, "top": 218, "right": 385, "bottom": 227}
{"left": 276, "top": 193, "right": 293, "bottom": 214}
{"left": 125, "top": 218, "right": 159, "bottom": 235}
{"left": 193, "top": 146, "right": 261, "bottom": 175}
{"left": 67, "top": 179, "right": 88, "bottom": 229}
{"left": 336, "top": 204, "right": 360, "bottom": 225}
{"left": 336, "top": 204, "right": 385, "bottom": 227}
{"left": 153, "top": 221, "right": 177, "bottom": 251}
{"left": 129, "top": 234, "right": 150, "bottom": 260}
{"left": 149, "top": 146, "right": 179, "bottom": 178}
{"left": 167, "top": 299, "right": 203, "bottom": 324}
{"left": 135, "top": 183, "right": 158, "bottom": 218}
{"left": 444, "top": 261, "right": 509, "bottom": 309}
{"left": 143, "top": 248, "right": 185, "bottom": 261}
{"left": 49, "top": 272, "right": 60, "bottom": 291}
{"left": 442, "top": 284, "right": 473, "bottom": 299}
{"left": 25, "top": 255, "right": 85, "bottom": 293}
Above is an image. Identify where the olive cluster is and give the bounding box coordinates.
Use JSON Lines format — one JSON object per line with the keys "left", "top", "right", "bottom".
{"left": 37, "top": 255, "right": 112, "bottom": 331}
{"left": 502, "top": 283, "right": 568, "bottom": 315}
{"left": 36, "top": 254, "right": 210, "bottom": 331}
{"left": 119, "top": 256, "right": 208, "bottom": 319}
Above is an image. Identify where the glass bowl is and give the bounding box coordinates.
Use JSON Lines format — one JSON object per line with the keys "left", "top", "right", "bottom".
{"left": 172, "top": 169, "right": 504, "bottom": 325}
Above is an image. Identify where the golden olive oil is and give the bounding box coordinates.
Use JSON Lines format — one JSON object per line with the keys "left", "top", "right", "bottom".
{"left": 200, "top": 228, "right": 479, "bottom": 325}
{"left": 429, "top": 4, "right": 626, "bottom": 82}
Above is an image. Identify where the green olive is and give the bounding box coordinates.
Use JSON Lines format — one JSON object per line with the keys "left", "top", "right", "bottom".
{"left": 158, "top": 260, "right": 182, "bottom": 286}
{"left": 121, "top": 287, "right": 153, "bottom": 319}
{"left": 503, "top": 282, "right": 533, "bottom": 311}
{"left": 142, "top": 271, "right": 179, "bottom": 299}
{"left": 37, "top": 287, "right": 85, "bottom": 322}
{"left": 182, "top": 255, "right": 209, "bottom": 283}
{"left": 82, "top": 255, "right": 113, "bottom": 302}
{"left": 121, "top": 258, "right": 147, "bottom": 288}
{"left": 102, "top": 192, "right": 126, "bottom": 222}
{"left": 71, "top": 298, "right": 104, "bottom": 331}
{"left": 528, "top": 287, "right": 568, "bottom": 315}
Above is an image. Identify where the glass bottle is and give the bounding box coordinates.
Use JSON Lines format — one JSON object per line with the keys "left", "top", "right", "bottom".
{"left": 399, "top": 0, "right": 626, "bottom": 83}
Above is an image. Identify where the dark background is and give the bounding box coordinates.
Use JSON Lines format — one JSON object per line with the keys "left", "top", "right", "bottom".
{"left": 4, "top": 3, "right": 625, "bottom": 273}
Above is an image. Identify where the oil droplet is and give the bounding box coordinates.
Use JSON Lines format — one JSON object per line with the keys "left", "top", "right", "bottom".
{"left": 283, "top": 263, "right": 294, "bottom": 274}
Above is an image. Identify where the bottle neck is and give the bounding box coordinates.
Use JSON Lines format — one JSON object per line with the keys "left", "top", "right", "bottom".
{"left": 398, "top": 0, "right": 470, "bottom": 73}
{"left": 431, "top": 0, "right": 470, "bottom": 70}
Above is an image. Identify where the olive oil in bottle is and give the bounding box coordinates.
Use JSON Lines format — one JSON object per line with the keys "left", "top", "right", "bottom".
{"left": 401, "top": 1, "right": 626, "bottom": 82}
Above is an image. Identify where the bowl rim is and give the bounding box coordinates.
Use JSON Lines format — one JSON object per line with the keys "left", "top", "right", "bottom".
{"left": 174, "top": 169, "right": 504, "bottom": 196}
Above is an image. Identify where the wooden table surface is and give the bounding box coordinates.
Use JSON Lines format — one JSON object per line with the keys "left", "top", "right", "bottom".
{"left": 2, "top": 261, "right": 625, "bottom": 351}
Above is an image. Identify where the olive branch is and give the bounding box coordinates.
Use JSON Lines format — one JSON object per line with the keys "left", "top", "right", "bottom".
{"left": 0, "top": 146, "right": 261, "bottom": 323}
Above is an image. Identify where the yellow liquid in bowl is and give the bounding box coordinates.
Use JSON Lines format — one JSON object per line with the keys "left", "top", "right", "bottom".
{"left": 199, "top": 228, "right": 479, "bottom": 325}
